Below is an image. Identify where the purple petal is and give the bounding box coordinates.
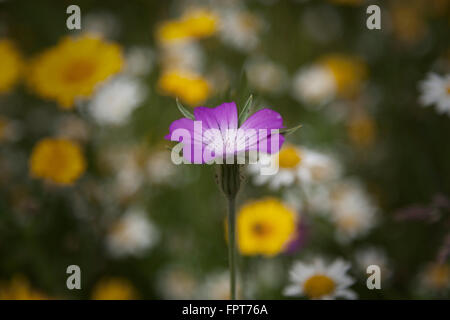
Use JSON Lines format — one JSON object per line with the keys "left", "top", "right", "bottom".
{"left": 239, "top": 108, "right": 285, "bottom": 154}
{"left": 165, "top": 118, "right": 204, "bottom": 163}
{"left": 193, "top": 102, "right": 238, "bottom": 132}
{"left": 258, "top": 132, "right": 285, "bottom": 154}
{"left": 165, "top": 118, "right": 194, "bottom": 141}
{"left": 240, "top": 108, "right": 284, "bottom": 131}
{"left": 165, "top": 103, "right": 286, "bottom": 162}
{"left": 192, "top": 102, "right": 238, "bottom": 159}
{"left": 284, "top": 218, "right": 308, "bottom": 255}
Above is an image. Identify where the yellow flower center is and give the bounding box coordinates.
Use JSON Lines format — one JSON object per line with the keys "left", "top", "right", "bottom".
{"left": 428, "top": 264, "right": 450, "bottom": 289}
{"left": 251, "top": 222, "right": 272, "bottom": 238}
{"left": 63, "top": 59, "right": 95, "bottom": 83}
{"left": 92, "top": 278, "right": 137, "bottom": 300}
{"left": 347, "top": 115, "right": 376, "bottom": 147}
{"left": 446, "top": 85, "right": 450, "bottom": 94}
{"left": 278, "top": 146, "right": 301, "bottom": 169}
{"left": 310, "top": 165, "right": 328, "bottom": 181}
{"left": 239, "top": 13, "right": 259, "bottom": 31}
{"left": 110, "top": 221, "right": 131, "bottom": 242}
{"left": 337, "top": 215, "right": 359, "bottom": 232}
{"left": 303, "top": 274, "right": 335, "bottom": 299}
{"left": 320, "top": 55, "right": 367, "bottom": 98}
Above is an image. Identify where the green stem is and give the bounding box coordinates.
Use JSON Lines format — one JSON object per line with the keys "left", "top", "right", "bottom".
{"left": 227, "top": 196, "right": 237, "bottom": 300}
{"left": 216, "top": 164, "right": 240, "bottom": 300}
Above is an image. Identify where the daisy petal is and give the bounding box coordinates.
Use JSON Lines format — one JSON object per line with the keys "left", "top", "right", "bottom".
{"left": 283, "top": 285, "right": 302, "bottom": 297}
{"left": 336, "top": 289, "right": 357, "bottom": 300}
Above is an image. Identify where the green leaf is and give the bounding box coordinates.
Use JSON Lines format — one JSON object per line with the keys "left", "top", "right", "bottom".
{"left": 280, "top": 124, "right": 302, "bottom": 136}
{"left": 238, "top": 94, "right": 253, "bottom": 125}
{"left": 176, "top": 98, "right": 194, "bottom": 120}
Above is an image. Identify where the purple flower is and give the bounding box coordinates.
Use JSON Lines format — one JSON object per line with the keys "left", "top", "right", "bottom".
{"left": 165, "top": 102, "right": 285, "bottom": 164}
{"left": 284, "top": 218, "right": 308, "bottom": 254}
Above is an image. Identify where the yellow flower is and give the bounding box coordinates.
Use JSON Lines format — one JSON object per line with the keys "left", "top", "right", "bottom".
{"left": 91, "top": 278, "right": 138, "bottom": 300}
{"left": 29, "top": 138, "right": 86, "bottom": 185}
{"left": 181, "top": 9, "right": 218, "bottom": 38}
{"left": 158, "top": 70, "right": 210, "bottom": 106}
{"left": 156, "top": 21, "right": 192, "bottom": 43}
{"left": 237, "top": 198, "right": 296, "bottom": 257}
{"left": 390, "top": 2, "right": 427, "bottom": 46}
{"left": 423, "top": 263, "right": 450, "bottom": 290}
{"left": 156, "top": 9, "right": 218, "bottom": 44}
{"left": 347, "top": 112, "right": 376, "bottom": 147}
{"left": 320, "top": 54, "right": 367, "bottom": 98}
{"left": 0, "top": 276, "right": 48, "bottom": 300}
{"left": 0, "top": 39, "right": 23, "bottom": 94}
{"left": 27, "top": 35, "right": 123, "bottom": 108}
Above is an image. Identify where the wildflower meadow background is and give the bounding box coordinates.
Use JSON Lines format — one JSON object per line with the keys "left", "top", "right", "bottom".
{"left": 0, "top": 0, "right": 449, "bottom": 300}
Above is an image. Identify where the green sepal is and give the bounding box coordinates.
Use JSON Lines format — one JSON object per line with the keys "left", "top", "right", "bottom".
{"left": 238, "top": 94, "right": 253, "bottom": 125}
{"left": 280, "top": 124, "right": 302, "bottom": 136}
{"left": 176, "top": 98, "right": 194, "bottom": 120}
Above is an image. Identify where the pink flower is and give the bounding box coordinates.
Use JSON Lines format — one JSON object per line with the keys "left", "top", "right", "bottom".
{"left": 165, "top": 102, "right": 285, "bottom": 164}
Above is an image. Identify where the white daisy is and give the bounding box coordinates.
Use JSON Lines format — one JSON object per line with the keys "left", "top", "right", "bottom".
{"left": 55, "top": 114, "right": 90, "bottom": 142}
{"left": 419, "top": 73, "right": 450, "bottom": 116}
{"left": 88, "top": 76, "right": 146, "bottom": 125}
{"left": 114, "top": 151, "right": 145, "bottom": 199}
{"left": 248, "top": 145, "right": 340, "bottom": 190}
{"left": 83, "top": 12, "right": 121, "bottom": 39}
{"left": 219, "top": 9, "right": 263, "bottom": 52}
{"left": 101, "top": 145, "right": 148, "bottom": 199}
{"left": 157, "top": 267, "right": 197, "bottom": 299}
{"left": 197, "top": 270, "right": 242, "bottom": 300}
{"left": 124, "top": 46, "right": 154, "bottom": 77}
{"left": 291, "top": 65, "right": 336, "bottom": 106}
{"left": 355, "top": 247, "right": 392, "bottom": 280}
{"left": 299, "top": 184, "right": 334, "bottom": 215}
{"left": 283, "top": 258, "right": 356, "bottom": 300}
{"left": 248, "top": 145, "right": 300, "bottom": 190}
{"left": 115, "top": 161, "right": 143, "bottom": 199}
{"left": 330, "top": 180, "right": 377, "bottom": 241}
{"left": 245, "top": 57, "right": 288, "bottom": 94}
{"left": 106, "top": 207, "right": 159, "bottom": 258}
{"left": 146, "top": 150, "right": 178, "bottom": 185}
{"left": 297, "top": 148, "right": 341, "bottom": 185}
{"left": 159, "top": 41, "right": 204, "bottom": 73}
{"left": 207, "top": 63, "right": 231, "bottom": 94}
